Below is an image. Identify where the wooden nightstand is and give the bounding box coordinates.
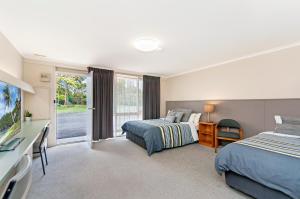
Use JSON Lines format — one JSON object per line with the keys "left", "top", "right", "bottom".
{"left": 198, "top": 122, "right": 216, "bottom": 148}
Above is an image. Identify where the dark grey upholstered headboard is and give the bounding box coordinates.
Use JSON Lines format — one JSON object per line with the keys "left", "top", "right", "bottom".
{"left": 166, "top": 99, "right": 300, "bottom": 138}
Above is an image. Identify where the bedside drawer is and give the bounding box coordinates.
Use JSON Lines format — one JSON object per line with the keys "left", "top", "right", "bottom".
{"left": 199, "top": 130, "right": 214, "bottom": 135}
{"left": 199, "top": 134, "right": 213, "bottom": 142}
{"left": 199, "top": 126, "right": 214, "bottom": 135}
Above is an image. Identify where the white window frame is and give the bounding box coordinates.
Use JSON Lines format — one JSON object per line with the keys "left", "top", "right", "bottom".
{"left": 113, "top": 73, "right": 143, "bottom": 136}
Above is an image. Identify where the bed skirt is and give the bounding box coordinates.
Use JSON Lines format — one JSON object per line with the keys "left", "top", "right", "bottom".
{"left": 125, "top": 131, "right": 147, "bottom": 149}
{"left": 225, "top": 171, "right": 292, "bottom": 199}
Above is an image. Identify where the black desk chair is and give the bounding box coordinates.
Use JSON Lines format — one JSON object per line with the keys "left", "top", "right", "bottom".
{"left": 33, "top": 124, "right": 50, "bottom": 175}
{"left": 215, "top": 119, "right": 243, "bottom": 153}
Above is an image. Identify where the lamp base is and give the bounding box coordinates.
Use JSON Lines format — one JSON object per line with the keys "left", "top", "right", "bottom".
{"left": 207, "top": 112, "right": 211, "bottom": 123}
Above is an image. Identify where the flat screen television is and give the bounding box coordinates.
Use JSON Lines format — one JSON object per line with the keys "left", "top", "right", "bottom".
{"left": 0, "top": 80, "right": 21, "bottom": 146}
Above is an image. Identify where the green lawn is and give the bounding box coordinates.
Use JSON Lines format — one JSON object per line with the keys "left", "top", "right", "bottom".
{"left": 57, "top": 105, "right": 87, "bottom": 113}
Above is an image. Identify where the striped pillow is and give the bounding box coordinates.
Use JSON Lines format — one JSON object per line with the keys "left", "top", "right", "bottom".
{"left": 281, "top": 116, "right": 300, "bottom": 125}
{"left": 275, "top": 123, "right": 300, "bottom": 136}
{"left": 174, "top": 112, "right": 184, "bottom": 123}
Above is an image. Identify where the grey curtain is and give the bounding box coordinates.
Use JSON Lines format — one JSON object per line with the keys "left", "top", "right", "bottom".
{"left": 143, "top": 75, "right": 160, "bottom": 119}
{"left": 88, "top": 67, "right": 114, "bottom": 140}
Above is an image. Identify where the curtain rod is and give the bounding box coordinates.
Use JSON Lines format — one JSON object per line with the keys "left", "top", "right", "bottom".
{"left": 89, "top": 66, "right": 161, "bottom": 78}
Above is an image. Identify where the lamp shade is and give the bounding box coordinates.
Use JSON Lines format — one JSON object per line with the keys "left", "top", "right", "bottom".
{"left": 204, "top": 104, "right": 215, "bottom": 113}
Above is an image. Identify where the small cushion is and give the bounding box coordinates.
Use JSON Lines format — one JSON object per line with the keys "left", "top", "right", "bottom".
{"left": 173, "top": 108, "right": 192, "bottom": 122}
{"left": 274, "top": 115, "right": 282, "bottom": 124}
{"left": 217, "top": 131, "right": 240, "bottom": 139}
{"left": 174, "top": 112, "right": 184, "bottom": 123}
{"left": 167, "top": 110, "right": 176, "bottom": 117}
{"left": 165, "top": 116, "right": 176, "bottom": 123}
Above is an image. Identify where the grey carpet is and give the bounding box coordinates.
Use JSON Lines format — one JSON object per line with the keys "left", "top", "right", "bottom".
{"left": 28, "top": 138, "right": 249, "bottom": 199}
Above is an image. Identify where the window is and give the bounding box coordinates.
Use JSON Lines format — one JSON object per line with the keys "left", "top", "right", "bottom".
{"left": 113, "top": 74, "right": 143, "bottom": 136}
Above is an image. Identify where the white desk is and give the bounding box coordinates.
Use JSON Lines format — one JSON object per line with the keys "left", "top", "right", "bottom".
{"left": 0, "top": 120, "right": 50, "bottom": 185}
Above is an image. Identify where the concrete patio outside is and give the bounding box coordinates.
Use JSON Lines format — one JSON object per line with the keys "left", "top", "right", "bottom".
{"left": 57, "top": 112, "right": 87, "bottom": 139}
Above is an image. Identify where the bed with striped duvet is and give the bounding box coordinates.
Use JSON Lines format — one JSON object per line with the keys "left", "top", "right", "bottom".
{"left": 215, "top": 132, "right": 300, "bottom": 199}
{"left": 121, "top": 119, "right": 197, "bottom": 155}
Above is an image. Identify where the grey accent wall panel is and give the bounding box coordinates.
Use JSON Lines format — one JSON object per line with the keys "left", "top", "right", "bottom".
{"left": 166, "top": 99, "right": 300, "bottom": 138}
{"left": 167, "top": 101, "right": 205, "bottom": 113}
{"left": 264, "top": 99, "right": 300, "bottom": 131}
{"left": 212, "top": 100, "right": 265, "bottom": 137}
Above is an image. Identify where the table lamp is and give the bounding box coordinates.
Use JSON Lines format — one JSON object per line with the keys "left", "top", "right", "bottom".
{"left": 204, "top": 104, "right": 215, "bottom": 123}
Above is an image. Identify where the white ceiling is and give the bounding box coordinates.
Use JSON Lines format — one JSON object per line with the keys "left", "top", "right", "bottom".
{"left": 0, "top": 0, "right": 300, "bottom": 76}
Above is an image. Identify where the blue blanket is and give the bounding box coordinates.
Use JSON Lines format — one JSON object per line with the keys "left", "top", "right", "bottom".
{"left": 121, "top": 119, "right": 194, "bottom": 155}
{"left": 215, "top": 134, "right": 300, "bottom": 199}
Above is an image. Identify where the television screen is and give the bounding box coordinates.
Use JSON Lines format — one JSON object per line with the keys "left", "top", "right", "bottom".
{"left": 0, "top": 81, "right": 21, "bottom": 146}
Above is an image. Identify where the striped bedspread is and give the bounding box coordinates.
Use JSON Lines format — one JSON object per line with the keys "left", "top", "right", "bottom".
{"left": 142, "top": 120, "right": 194, "bottom": 149}
{"left": 236, "top": 133, "right": 300, "bottom": 158}
{"left": 216, "top": 132, "right": 300, "bottom": 198}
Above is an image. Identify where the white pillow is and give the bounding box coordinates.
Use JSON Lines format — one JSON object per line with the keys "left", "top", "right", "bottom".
{"left": 193, "top": 113, "right": 201, "bottom": 126}
{"left": 188, "top": 113, "right": 201, "bottom": 127}
{"left": 274, "top": 115, "right": 282, "bottom": 124}
{"left": 188, "top": 113, "right": 196, "bottom": 123}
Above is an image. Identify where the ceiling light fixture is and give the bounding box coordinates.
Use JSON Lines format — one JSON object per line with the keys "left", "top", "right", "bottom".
{"left": 34, "top": 53, "right": 47, "bottom": 58}
{"left": 133, "top": 37, "right": 162, "bottom": 52}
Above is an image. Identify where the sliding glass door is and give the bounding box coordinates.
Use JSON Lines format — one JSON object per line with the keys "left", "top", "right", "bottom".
{"left": 114, "top": 74, "right": 143, "bottom": 136}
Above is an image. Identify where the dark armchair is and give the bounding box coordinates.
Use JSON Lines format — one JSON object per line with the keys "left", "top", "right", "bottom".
{"left": 215, "top": 119, "right": 243, "bottom": 152}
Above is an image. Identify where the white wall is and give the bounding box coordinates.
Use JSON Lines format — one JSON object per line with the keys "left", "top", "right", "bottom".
{"left": 164, "top": 45, "right": 300, "bottom": 102}
{"left": 0, "top": 32, "right": 25, "bottom": 122}
{"left": 23, "top": 60, "right": 89, "bottom": 146}
{"left": 0, "top": 32, "right": 23, "bottom": 79}
{"left": 23, "top": 60, "right": 56, "bottom": 146}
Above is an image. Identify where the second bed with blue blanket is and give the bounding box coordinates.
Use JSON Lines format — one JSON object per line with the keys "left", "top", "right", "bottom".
{"left": 121, "top": 119, "right": 198, "bottom": 155}
{"left": 215, "top": 132, "right": 300, "bottom": 199}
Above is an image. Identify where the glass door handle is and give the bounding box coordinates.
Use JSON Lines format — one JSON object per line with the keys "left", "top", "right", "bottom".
{"left": 88, "top": 107, "right": 95, "bottom": 110}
